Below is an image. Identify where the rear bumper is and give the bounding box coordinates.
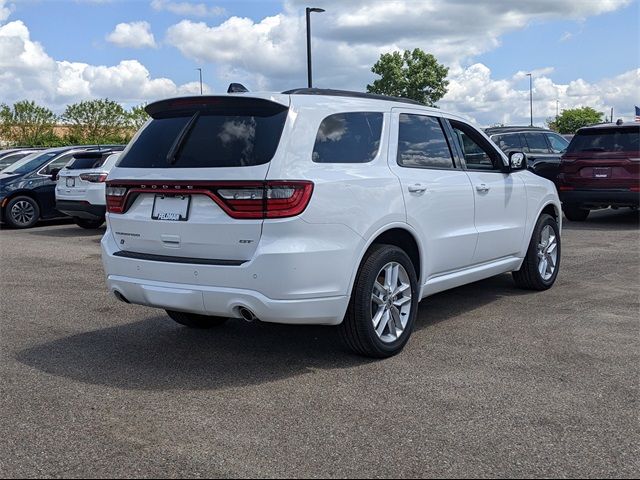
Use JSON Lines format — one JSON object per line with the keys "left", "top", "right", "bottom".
{"left": 56, "top": 200, "right": 105, "bottom": 220}
{"left": 107, "top": 274, "right": 347, "bottom": 325}
{"left": 101, "top": 221, "right": 362, "bottom": 325}
{"left": 559, "top": 189, "right": 640, "bottom": 208}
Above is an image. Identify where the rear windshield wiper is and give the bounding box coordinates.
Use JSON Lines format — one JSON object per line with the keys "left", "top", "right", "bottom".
{"left": 166, "top": 111, "right": 200, "bottom": 165}
{"left": 579, "top": 147, "right": 606, "bottom": 152}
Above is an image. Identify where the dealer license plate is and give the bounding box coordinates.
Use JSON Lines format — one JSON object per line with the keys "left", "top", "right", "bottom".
{"left": 151, "top": 195, "right": 190, "bottom": 221}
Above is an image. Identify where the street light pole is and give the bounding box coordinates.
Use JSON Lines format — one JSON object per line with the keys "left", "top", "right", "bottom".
{"left": 306, "top": 7, "right": 325, "bottom": 88}
{"left": 526, "top": 73, "right": 533, "bottom": 126}
{"left": 196, "top": 68, "right": 203, "bottom": 95}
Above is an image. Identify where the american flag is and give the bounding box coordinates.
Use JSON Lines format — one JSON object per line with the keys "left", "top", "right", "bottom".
{"left": 636, "top": 106, "right": 640, "bottom": 122}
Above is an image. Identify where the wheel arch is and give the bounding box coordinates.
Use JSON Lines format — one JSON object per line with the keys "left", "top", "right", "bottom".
{"left": 347, "top": 223, "right": 424, "bottom": 296}
{"left": 1, "top": 190, "right": 42, "bottom": 212}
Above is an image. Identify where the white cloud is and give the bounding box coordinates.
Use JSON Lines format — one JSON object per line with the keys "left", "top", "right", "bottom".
{"left": 440, "top": 64, "right": 640, "bottom": 126}
{"left": 0, "top": 0, "right": 13, "bottom": 22}
{"left": 106, "top": 21, "right": 156, "bottom": 49}
{"left": 165, "top": 0, "right": 632, "bottom": 92}
{"left": 164, "top": 0, "right": 636, "bottom": 125}
{"left": 0, "top": 20, "right": 210, "bottom": 110}
{"left": 151, "top": 0, "right": 225, "bottom": 17}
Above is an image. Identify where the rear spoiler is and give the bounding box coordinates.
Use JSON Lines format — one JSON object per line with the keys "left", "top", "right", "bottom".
{"left": 145, "top": 96, "right": 289, "bottom": 119}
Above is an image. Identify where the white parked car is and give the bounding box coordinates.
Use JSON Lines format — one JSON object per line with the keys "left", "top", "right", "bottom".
{"left": 102, "top": 89, "right": 561, "bottom": 357}
{"left": 56, "top": 150, "right": 122, "bottom": 229}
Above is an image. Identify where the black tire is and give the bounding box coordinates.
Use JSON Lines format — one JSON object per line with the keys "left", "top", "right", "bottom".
{"left": 3, "top": 196, "right": 40, "bottom": 229}
{"left": 513, "top": 214, "right": 561, "bottom": 290}
{"left": 563, "top": 204, "right": 589, "bottom": 221}
{"left": 166, "top": 310, "right": 228, "bottom": 329}
{"left": 74, "top": 217, "right": 105, "bottom": 229}
{"left": 339, "top": 244, "right": 419, "bottom": 358}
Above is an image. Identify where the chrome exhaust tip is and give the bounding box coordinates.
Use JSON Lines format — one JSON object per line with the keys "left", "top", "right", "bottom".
{"left": 114, "top": 291, "right": 130, "bottom": 304}
{"left": 238, "top": 307, "right": 257, "bottom": 322}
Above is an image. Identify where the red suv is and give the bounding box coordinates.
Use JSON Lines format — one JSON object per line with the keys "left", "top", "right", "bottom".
{"left": 558, "top": 122, "right": 640, "bottom": 221}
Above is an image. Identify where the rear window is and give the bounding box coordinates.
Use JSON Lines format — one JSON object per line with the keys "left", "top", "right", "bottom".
{"left": 567, "top": 127, "right": 640, "bottom": 153}
{"left": 65, "top": 153, "right": 113, "bottom": 170}
{"left": 312, "top": 112, "right": 383, "bottom": 163}
{"left": 118, "top": 102, "right": 288, "bottom": 168}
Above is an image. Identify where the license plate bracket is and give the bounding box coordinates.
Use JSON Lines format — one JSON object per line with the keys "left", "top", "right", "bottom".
{"left": 151, "top": 195, "right": 191, "bottom": 221}
{"left": 593, "top": 167, "right": 611, "bottom": 178}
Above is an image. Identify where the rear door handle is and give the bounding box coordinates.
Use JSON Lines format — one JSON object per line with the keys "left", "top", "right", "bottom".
{"left": 408, "top": 184, "right": 428, "bottom": 194}
{"left": 475, "top": 184, "right": 490, "bottom": 193}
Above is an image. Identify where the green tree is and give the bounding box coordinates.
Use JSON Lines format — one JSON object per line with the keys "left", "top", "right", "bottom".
{"left": 367, "top": 49, "right": 449, "bottom": 106}
{"left": 62, "top": 98, "right": 129, "bottom": 144}
{"left": 0, "top": 100, "right": 59, "bottom": 146}
{"left": 128, "top": 104, "right": 150, "bottom": 132}
{"left": 547, "top": 107, "right": 604, "bottom": 134}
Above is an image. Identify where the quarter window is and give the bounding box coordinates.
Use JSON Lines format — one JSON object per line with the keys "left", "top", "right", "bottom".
{"left": 312, "top": 112, "right": 383, "bottom": 163}
{"left": 397, "top": 114, "right": 454, "bottom": 169}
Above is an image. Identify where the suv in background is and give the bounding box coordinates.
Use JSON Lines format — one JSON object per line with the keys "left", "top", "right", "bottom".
{"left": 102, "top": 89, "right": 561, "bottom": 358}
{"left": 56, "top": 150, "right": 122, "bottom": 229}
{"left": 486, "top": 126, "right": 569, "bottom": 183}
{"left": 0, "top": 146, "right": 123, "bottom": 228}
{"left": 558, "top": 122, "right": 640, "bottom": 221}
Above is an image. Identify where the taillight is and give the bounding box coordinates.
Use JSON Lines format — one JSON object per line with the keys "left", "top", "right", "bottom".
{"left": 215, "top": 182, "right": 314, "bottom": 219}
{"left": 104, "top": 181, "right": 314, "bottom": 218}
{"left": 80, "top": 173, "right": 108, "bottom": 183}
{"left": 106, "top": 186, "right": 128, "bottom": 213}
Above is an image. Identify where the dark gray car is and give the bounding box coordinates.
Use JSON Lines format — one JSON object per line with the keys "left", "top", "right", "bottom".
{"left": 485, "top": 126, "right": 569, "bottom": 184}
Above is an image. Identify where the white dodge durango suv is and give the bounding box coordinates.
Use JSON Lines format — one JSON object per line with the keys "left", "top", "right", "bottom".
{"left": 102, "top": 89, "right": 561, "bottom": 357}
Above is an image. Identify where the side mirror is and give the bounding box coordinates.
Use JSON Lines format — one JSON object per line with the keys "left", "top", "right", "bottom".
{"left": 50, "top": 168, "right": 61, "bottom": 181}
{"left": 508, "top": 152, "right": 527, "bottom": 171}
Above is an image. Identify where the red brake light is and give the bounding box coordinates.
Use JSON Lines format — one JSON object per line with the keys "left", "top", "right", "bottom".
{"left": 105, "top": 186, "right": 128, "bottom": 213}
{"left": 80, "top": 173, "right": 108, "bottom": 183}
{"left": 104, "top": 181, "right": 314, "bottom": 219}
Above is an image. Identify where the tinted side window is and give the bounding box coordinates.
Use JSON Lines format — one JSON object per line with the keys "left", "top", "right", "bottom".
{"left": 524, "top": 133, "right": 551, "bottom": 154}
{"left": 397, "top": 114, "right": 454, "bottom": 169}
{"left": 492, "top": 133, "right": 523, "bottom": 153}
{"left": 450, "top": 121, "right": 502, "bottom": 171}
{"left": 40, "top": 153, "right": 75, "bottom": 175}
{"left": 312, "top": 112, "right": 383, "bottom": 163}
{"left": 545, "top": 133, "right": 569, "bottom": 153}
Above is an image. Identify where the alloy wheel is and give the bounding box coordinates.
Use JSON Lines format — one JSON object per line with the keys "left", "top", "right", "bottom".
{"left": 10, "top": 200, "right": 36, "bottom": 227}
{"left": 371, "top": 262, "right": 412, "bottom": 343}
{"left": 537, "top": 225, "right": 558, "bottom": 281}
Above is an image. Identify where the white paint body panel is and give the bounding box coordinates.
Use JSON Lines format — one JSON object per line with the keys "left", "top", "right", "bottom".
{"left": 101, "top": 93, "right": 561, "bottom": 325}
{"left": 56, "top": 153, "right": 120, "bottom": 206}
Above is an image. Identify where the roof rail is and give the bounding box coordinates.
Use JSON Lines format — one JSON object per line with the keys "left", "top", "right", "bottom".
{"left": 282, "top": 88, "right": 423, "bottom": 106}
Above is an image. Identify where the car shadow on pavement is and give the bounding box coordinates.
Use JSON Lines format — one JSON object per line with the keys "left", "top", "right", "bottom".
{"left": 27, "top": 226, "right": 105, "bottom": 237}
{"left": 16, "top": 274, "right": 531, "bottom": 392}
{"left": 562, "top": 208, "right": 639, "bottom": 231}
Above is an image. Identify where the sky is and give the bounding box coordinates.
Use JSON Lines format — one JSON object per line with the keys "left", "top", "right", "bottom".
{"left": 0, "top": 0, "right": 638, "bottom": 127}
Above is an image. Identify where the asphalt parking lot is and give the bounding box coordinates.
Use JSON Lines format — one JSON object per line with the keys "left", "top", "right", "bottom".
{"left": 1, "top": 209, "right": 638, "bottom": 478}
